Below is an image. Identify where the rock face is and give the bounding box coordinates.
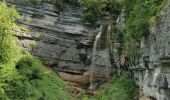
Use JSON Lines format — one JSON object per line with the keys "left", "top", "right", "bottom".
{"left": 5, "top": 0, "right": 112, "bottom": 86}
{"left": 132, "top": 2, "right": 170, "bottom": 100}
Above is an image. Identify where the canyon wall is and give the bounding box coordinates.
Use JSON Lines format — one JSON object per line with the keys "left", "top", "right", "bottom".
{"left": 4, "top": 0, "right": 112, "bottom": 87}
{"left": 132, "top": 2, "right": 170, "bottom": 100}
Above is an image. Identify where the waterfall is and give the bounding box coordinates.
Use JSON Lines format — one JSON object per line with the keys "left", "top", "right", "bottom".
{"left": 89, "top": 25, "right": 112, "bottom": 90}
{"left": 89, "top": 25, "right": 103, "bottom": 90}
{"left": 105, "top": 25, "right": 112, "bottom": 78}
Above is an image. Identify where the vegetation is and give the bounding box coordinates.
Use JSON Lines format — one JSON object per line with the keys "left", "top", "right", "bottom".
{"left": 115, "top": 0, "right": 166, "bottom": 65}
{"left": 78, "top": 0, "right": 124, "bottom": 23}
{"left": 124, "top": 0, "right": 164, "bottom": 42}
{"left": 22, "top": 0, "right": 124, "bottom": 23}
{"left": 0, "top": 2, "right": 20, "bottom": 63}
{"left": 2, "top": 54, "right": 72, "bottom": 100}
{"left": 95, "top": 72, "right": 137, "bottom": 100}
{"left": 81, "top": 72, "right": 137, "bottom": 100}
{"left": 0, "top": 2, "right": 71, "bottom": 100}
{"left": 1, "top": 0, "right": 167, "bottom": 99}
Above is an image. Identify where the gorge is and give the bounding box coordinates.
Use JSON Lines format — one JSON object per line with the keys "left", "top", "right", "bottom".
{"left": 0, "top": 0, "right": 170, "bottom": 100}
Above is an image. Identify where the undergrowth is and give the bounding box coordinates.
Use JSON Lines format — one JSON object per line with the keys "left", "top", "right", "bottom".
{"left": 94, "top": 72, "right": 137, "bottom": 100}
{"left": 0, "top": 2, "right": 72, "bottom": 100}
{"left": 81, "top": 72, "right": 138, "bottom": 100}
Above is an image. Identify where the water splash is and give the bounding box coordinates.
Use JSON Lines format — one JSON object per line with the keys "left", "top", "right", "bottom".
{"left": 89, "top": 25, "right": 103, "bottom": 90}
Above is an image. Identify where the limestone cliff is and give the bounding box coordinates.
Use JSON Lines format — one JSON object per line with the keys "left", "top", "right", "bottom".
{"left": 132, "top": 1, "right": 170, "bottom": 100}
{"left": 3, "top": 0, "right": 113, "bottom": 88}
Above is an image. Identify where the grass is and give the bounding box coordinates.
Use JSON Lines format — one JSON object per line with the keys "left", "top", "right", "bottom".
{"left": 30, "top": 71, "right": 71, "bottom": 100}
{"left": 81, "top": 72, "right": 138, "bottom": 100}
{"left": 0, "top": 51, "right": 72, "bottom": 100}
{"left": 95, "top": 73, "right": 137, "bottom": 100}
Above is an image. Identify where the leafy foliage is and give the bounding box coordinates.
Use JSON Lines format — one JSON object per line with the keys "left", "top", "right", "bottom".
{"left": 94, "top": 72, "right": 137, "bottom": 100}
{"left": 81, "top": 72, "right": 137, "bottom": 100}
{"left": 16, "top": 56, "right": 43, "bottom": 80}
{"left": 124, "top": 0, "right": 164, "bottom": 42}
{"left": 0, "top": 2, "right": 72, "bottom": 100}
{"left": 120, "top": 0, "right": 165, "bottom": 65}
{"left": 54, "top": 0, "right": 64, "bottom": 10}
{"left": 0, "top": 2, "right": 20, "bottom": 63}
{"left": 78, "top": 0, "right": 125, "bottom": 23}
{"left": 0, "top": 51, "right": 72, "bottom": 100}
{"left": 4, "top": 55, "right": 72, "bottom": 100}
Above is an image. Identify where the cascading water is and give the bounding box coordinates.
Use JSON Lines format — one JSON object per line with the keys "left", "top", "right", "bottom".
{"left": 89, "top": 25, "right": 112, "bottom": 90}
{"left": 105, "top": 25, "right": 112, "bottom": 78}
{"left": 89, "top": 25, "right": 103, "bottom": 90}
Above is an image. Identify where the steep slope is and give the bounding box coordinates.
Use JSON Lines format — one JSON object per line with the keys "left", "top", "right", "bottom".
{"left": 0, "top": 2, "right": 72, "bottom": 99}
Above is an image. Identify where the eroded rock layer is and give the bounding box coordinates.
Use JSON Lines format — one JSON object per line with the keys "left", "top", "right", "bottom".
{"left": 4, "top": 0, "right": 112, "bottom": 87}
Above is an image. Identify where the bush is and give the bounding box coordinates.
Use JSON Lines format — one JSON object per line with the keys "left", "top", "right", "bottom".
{"left": 0, "top": 87, "right": 9, "bottom": 100}
{"left": 16, "top": 56, "right": 43, "bottom": 80}
{"left": 121, "top": 0, "right": 165, "bottom": 64}
{"left": 0, "top": 35, "right": 20, "bottom": 64}
{"left": 0, "top": 2, "right": 72, "bottom": 100}
{"left": 124, "top": 0, "right": 165, "bottom": 40}
{"left": 5, "top": 80, "right": 39, "bottom": 100}
{"left": 2, "top": 55, "right": 72, "bottom": 100}
{"left": 79, "top": 0, "right": 124, "bottom": 23}
{"left": 95, "top": 72, "right": 137, "bottom": 100}
{"left": 55, "top": 0, "right": 64, "bottom": 10}
{"left": 0, "top": 2, "right": 20, "bottom": 64}
{"left": 82, "top": 11, "right": 97, "bottom": 23}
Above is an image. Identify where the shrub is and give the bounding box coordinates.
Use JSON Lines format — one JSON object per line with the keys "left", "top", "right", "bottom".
{"left": 82, "top": 11, "right": 97, "bottom": 23}
{"left": 0, "top": 87, "right": 9, "bottom": 100}
{"left": 16, "top": 56, "right": 43, "bottom": 80}
{"left": 121, "top": 0, "right": 165, "bottom": 64}
{"left": 124, "top": 0, "right": 165, "bottom": 40}
{"left": 55, "top": 0, "right": 64, "bottom": 10}
{"left": 0, "top": 35, "right": 20, "bottom": 64}
{"left": 95, "top": 72, "right": 137, "bottom": 100}
{"left": 0, "top": 2, "right": 20, "bottom": 63}
{"left": 79, "top": 0, "right": 124, "bottom": 23}
{"left": 0, "top": 2, "right": 72, "bottom": 100}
